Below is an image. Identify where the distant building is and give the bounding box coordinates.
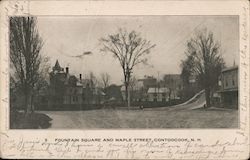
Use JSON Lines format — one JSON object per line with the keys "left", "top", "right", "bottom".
{"left": 138, "top": 76, "right": 157, "bottom": 89}
{"left": 120, "top": 85, "right": 142, "bottom": 102}
{"left": 47, "top": 60, "right": 105, "bottom": 108}
{"left": 161, "top": 74, "right": 183, "bottom": 100}
{"left": 120, "top": 74, "right": 182, "bottom": 103}
{"left": 147, "top": 87, "right": 169, "bottom": 102}
{"left": 120, "top": 76, "right": 158, "bottom": 102}
{"left": 131, "top": 76, "right": 156, "bottom": 101}
{"left": 219, "top": 66, "right": 238, "bottom": 108}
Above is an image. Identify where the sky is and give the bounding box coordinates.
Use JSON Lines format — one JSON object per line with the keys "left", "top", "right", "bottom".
{"left": 37, "top": 16, "right": 239, "bottom": 84}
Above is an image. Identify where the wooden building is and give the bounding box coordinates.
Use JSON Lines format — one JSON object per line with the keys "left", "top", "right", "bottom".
{"left": 220, "top": 66, "right": 238, "bottom": 108}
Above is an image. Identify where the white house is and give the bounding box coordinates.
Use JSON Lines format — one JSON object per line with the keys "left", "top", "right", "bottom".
{"left": 147, "top": 87, "right": 169, "bottom": 102}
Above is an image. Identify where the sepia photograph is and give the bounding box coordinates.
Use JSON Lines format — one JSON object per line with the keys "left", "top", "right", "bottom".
{"left": 9, "top": 15, "right": 239, "bottom": 129}
{"left": 1, "top": 0, "right": 249, "bottom": 159}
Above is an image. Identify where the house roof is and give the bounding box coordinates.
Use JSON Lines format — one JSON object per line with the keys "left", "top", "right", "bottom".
{"left": 52, "top": 60, "right": 63, "bottom": 71}
{"left": 222, "top": 66, "right": 238, "bottom": 72}
{"left": 218, "top": 88, "right": 238, "bottom": 93}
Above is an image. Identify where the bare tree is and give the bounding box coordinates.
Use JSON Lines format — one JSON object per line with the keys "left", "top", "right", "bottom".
{"left": 183, "top": 28, "right": 225, "bottom": 107}
{"left": 100, "top": 28, "right": 156, "bottom": 108}
{"left": 180, "top": 55, "right": 198, "bottom": 100}
{"left": 100, "top": 72, "right": 111, "bottom": 92}
{"left": 129, "top": 76, "right": 139, "bottom": 102}
{"left": 85, "top": 71, "right": 99, "bottom": 88}
{"left": 10, "top": 17, "right": 44, "bottom": 114}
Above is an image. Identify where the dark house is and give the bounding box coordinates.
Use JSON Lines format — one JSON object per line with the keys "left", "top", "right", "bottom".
{"left": 219, "top": 66, "right": 238, "bottom": 108}
{"left": 38, "top": 60, "right": 105, "bottom": 110}
{"left": 138, "top": 76, "right": 157, "bottom": 89}
{"left": 136, "top": 76, "right": 157, "bottom": 101}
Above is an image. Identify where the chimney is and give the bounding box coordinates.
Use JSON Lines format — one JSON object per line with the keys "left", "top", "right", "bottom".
{"left": 80, "top": 74, "right": 82, "bottom": 80}
{"left": 66, "top": 67, "right": 69, "bottom": 74}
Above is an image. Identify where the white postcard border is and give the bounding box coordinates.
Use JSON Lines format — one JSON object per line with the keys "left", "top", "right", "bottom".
{"left": 0, "top": 1, "right": 249, "bottom": 159}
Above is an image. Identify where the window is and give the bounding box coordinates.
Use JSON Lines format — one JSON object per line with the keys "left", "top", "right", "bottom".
{"left": 232, "top": 74, "right": 236, "bottom": 86}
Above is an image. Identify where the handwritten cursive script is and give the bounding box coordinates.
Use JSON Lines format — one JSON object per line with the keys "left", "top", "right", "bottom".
{"left": 1, "top": 136, "right": 248, "bottom": 159}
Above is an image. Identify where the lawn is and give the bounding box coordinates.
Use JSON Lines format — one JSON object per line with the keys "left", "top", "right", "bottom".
{"left": 10, "top": 111, "right": 52, "bottom": 129}
{"left": 39, "top": 108, "right": 238, "bottom": 129}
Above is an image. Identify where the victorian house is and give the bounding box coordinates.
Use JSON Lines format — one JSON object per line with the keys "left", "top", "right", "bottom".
{"left": 47, "top": 60, "right": 105, "bottom": 109}
{"left": 219, "top": 66, "right": 238, "bottom": 108}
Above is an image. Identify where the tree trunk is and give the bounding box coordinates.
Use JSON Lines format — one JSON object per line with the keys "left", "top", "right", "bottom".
{"left": 24, "top": 92, "right": 28, "bottom": 114}
{"left": 125, "top": 83, "right": 131, "bottom": 109}
{"left": 25, "top": 93, "right": 32, "bottom": 115}
{"left": 24, "top": 84, "right": 33, "bottom": 115}
{"left": 125, "top": 83, "right": 128, "bottom": 102}
{"left": 205, "top": 88, "right": 211, "bottom": 107}
{"left": 128, "top": 87, "right": 131, "bottom": 109}
{"left": 123, "top": 69, "right": 131, "bottom": 109}
{"left": 31, "top": 95, "right": 35, "bottom": 113}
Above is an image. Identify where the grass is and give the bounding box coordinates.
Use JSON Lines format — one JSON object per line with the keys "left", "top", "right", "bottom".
{"left": 39, "top": 108, "right": 238, "bottom": 129}
{"left": 10, "top": 111, "right": 52, "bottom": 129}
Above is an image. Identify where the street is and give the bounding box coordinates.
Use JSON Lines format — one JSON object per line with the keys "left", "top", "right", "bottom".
{"left": 38, "top": 90, "right": 238, "bottom": 129}
{"left": 39, "top": 108, "right": 237, "bottom": 129}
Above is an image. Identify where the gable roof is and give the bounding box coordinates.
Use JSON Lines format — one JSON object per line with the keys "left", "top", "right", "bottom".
{"left": 52, "top": 60, "right": 63, "bottom": 72}
{"left": 222, "top": 66, "right": 238, "bottom": 72}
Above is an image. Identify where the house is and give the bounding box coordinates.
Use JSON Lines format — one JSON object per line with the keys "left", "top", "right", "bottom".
{"left": 138, "top": 76, "right": 157, "bottom": 89}
{"left": 49, "top": 60, "right": 85, "bottom": 105}
{"left": 219, "top": 66, "right": 238, "bottom": 108}
{"left": 147, "top": 87, "right": 169, "bottom": 102}
{"left": 120, "top": 76, "right": 157, "bottom": 102}
{"left": 47, "top": 60, "right": 105, "bottom": 108}
{"left": 161, "top": 74, "right": 183, "bottom": 100}
{"left": 120, "top": 74, "right": 183, "bottom": 103}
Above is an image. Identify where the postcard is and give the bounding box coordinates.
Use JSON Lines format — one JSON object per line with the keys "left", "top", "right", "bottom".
{"left": 0, "top": 0, "right": 249, "bottom": 159}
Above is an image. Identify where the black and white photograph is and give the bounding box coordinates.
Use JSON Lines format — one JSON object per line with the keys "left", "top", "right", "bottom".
{"left": 9, "top": 15, "right": 239, "bottom": 129}
{"left": 1, "top": 1, "right": 249, "bottom": 159}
